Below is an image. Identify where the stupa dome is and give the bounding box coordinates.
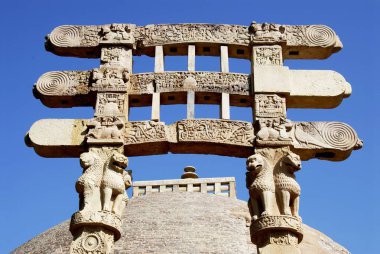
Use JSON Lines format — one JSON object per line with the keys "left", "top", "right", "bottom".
{"left": 13, "top": 192, "right": 349, "bottom": 254}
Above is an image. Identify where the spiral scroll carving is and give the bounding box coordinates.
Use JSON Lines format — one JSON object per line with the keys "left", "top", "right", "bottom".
{"left": 322, "top": 122, "right": 357, "bottom": 150}
{"left": 36, "top": 71, "right": 70, "bottom": 95}
{"left": 305, "top": 25, "right": 336, "bottom": 47}
{"left": 49, "top": 25, "right": 82, "bottom": 47}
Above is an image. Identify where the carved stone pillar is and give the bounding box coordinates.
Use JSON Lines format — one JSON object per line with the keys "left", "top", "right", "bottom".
{"left": 69, "top": 25, "right": 134, "bottom": 254}
{"left": 249, "top": 43, "right": 303, "bottom": 253}
{"left": 70, "top": 147, "right": 131, "bottom": 254}
{"left": 246, "top": 147, "right": 303, "bottom": 254}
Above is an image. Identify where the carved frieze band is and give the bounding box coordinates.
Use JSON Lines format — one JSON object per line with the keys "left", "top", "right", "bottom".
{"left": 154, "top": 72, "right": 249, "bottom": 94}
{"left": 123, "top": 119, "right": 254, "bottom": 147}
{"left": 125, "top": 121, "right": 167, "bottom": 144}
{"left": 250, "top": 215, "right": 303, "bottom": 245}
{"left": 27, "top": 119, "right": 361, "bottom": 159}
{"left": 70, "top": 210, "right": 122, "bottom": 240}
{"left": 251, "top": 215, "right": 303, "bottom": 234}
{"left": 177, "top": 119, "right": 254, "bottom": 146}
{"left": 35, "top": 71, "right": 250, "bottom": 96}
{"left": 46, "top": 23, "right": 342, "bottom": 57}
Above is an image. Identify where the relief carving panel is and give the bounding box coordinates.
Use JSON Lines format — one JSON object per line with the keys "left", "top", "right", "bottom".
{"left": 86, "top": 116, "right": 124, "bottom": 144}
{"left": 155, "top": 72, "right": 250, "bottom": 94}
{"left": 125, "top": 121, "right": 167, "bottom": 144}
{"left": 95, "top": 93, "right": 126, "bottom": 116}
{"left": 177, "top": 119, "right": 254, "bottom": 146}
{"left": 135, "top": 24, "right": 250, "bottom": 46}
{"left": 255, "top": 94, "right": 286, "bottom": 118}
{"left": 252, "top": 46, "right": 283, "bottom": 66}
{"left": 91, "top": 68, "right": 129, "bottom": 92}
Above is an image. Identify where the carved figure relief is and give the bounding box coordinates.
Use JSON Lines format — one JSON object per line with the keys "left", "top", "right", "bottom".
{"left": 246, "top": 153, "right": 275, "bottom": 220}
{"left": 249, "top": 21, "right": 286, "bottom": 43}
{"left": 135, "top": 24, "right": 250, "bottom": 46}
{"left": 76, "top": 152, "right": 103, "bottom": 212}
{"left": 87, "top": 116, "right": 124, "bottom": 142}
{"left": 95, "top": 93, "right": 125, "bottom": 116}
{"left": 253, "top": 46, "right": 283, "bottom": 66}
{"left": 125, "top": 121, "right": 166, "bottom": 144}
{"left": 101, "top": 151, "right": 131, "bottom": 216}
{"left": 255, "top": 94, "right": 286, "bottom": 118}
{"left": 128, "top": 73, "right": 155, "bottom": 94}
{"left": 154, "top": 72, "right": 250, "bottom": 94}
{"left": 101, "top": 46, "right": 130, "bottom": 67}
{"left": 100, "top": 24, "right": 135, "bottom": 45}
{"left": 275, "top": 151, "right": 301, "bottom": 217}
{"left": 91, "top": 68, "right": 129, "bottom": 91}
{"left": 178, "top": 119, "right": 254, "bottom": 146}
{"left": 256, "top": 118, "right": 292, "bottom": 145}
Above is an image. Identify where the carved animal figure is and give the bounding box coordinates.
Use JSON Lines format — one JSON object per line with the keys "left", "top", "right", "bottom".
{"left": 101, "top": 151, "right": 130, "bottom": 216}
{"left": 275, "top": 151, "right": 302, "bottom": 217}
{"left": 246, "top": 153, "right": 275, "bottom": 220}
{"left": 256, "top": 119, "right": 279, "bottom": 141}
{"left": 113, "top": 171, "right": 132, "bottom": 216}
{"left": 75, "top": 152, "right": 103, "bottom": 211}
{"left": 87, "top": 117, "right": 123, "bottom": 140}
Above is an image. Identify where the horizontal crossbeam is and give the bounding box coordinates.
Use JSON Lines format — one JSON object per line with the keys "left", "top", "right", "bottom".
{"left": 26, "top": 119, "right": 361, "bottom": 161}
{"left": 34, "top": 70, "right": 351, "bottom": 109}
{"left": 45, "top": 23, "right": 342, "bottom": 60}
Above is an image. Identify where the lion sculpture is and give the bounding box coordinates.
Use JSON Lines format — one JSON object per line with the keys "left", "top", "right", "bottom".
{"left": 75, "top": 152, "right": 103, "bottom": 212}
{"left": 101, "top": 151, "right": 131, "bottom": 216}
{"left": 246, "top": 153, "right": 275, "bottom": 220}
{"left": 274, "top": 151, "right": 302, "bottom": 217}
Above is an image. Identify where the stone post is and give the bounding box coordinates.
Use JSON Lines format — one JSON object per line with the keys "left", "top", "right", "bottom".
{"left": 248, "top": 43, "right": 303, "bottom": 254}
{"left": 69, "top": 24, "right": 134, "bottom": 254}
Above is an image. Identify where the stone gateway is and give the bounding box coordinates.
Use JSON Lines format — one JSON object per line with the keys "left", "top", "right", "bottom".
{"left": 24, "top": 21, "right": 362, "bottom": 254}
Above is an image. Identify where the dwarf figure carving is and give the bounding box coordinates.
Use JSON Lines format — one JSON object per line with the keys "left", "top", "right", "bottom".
{"left": 275, "top": 151, "right": 301, "bottom": 217}
{"left": 75, "top": 152, "right": 103, "bottom": 211}
{"left": 246, "top": 153, "right": 275, "bottom": 220}
{"left": 101, "top": 151, "right": 130, "bottom": 216}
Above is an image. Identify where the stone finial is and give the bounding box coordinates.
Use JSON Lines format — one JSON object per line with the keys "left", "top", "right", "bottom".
{"left": 181, "top": 166, "right": 199, "bottom": 179}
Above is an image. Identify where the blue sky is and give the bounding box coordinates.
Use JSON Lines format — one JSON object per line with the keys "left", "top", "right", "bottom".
{"left": 0, "top": 0, "right": 378, "bottom": 253}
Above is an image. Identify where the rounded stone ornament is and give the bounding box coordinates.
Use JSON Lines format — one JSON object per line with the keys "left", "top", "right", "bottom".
{"left": 49, "top": 25, "right": 82, "bottom": 47}
{"left": 35, "top": 71, "right": 70, "bottom": 96}
{"left": 322, "top": 122, "right": 358, "bottom": 150}
{"left": 306, "top": 25, "right": 336, "bottom": 47}
{"left": 82, "top": 234, "right": 102, "bottom": 251}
